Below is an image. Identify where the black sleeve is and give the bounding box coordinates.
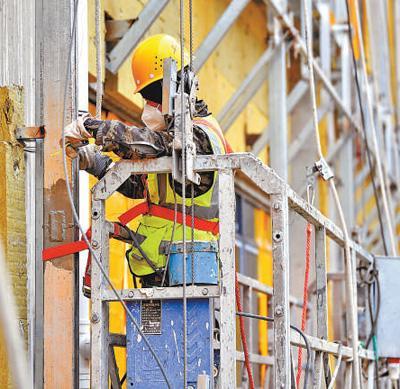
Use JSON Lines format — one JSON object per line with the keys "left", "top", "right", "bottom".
{"left": 83, "top": 151, "right": 145, "bottom": 199}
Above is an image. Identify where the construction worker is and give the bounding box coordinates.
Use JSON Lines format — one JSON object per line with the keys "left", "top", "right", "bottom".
{"left": 65, "top": 34, "right": 230, "bottom": 287}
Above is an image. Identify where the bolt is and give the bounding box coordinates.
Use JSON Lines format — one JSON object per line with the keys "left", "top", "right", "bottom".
{"left": 91, "top": 240, "right": 99, "bottom": 249}
{"left": 275, "top": 305, "right": 284, "bottom": 317}
{"left": 128, "top": 290, "right": 134, "bottom": 298}
{"left": 202, "top": 288, "right": 209, "bottom": 296}
{"left": 92, "top": 209, "right": 100, "bottom": 219}
{"left": 273, "top": 231, "right": 283, "bottom": 242}
{"left": 91, "top": 312, "right": 100, "bottom": 323}
{"left": 273, "top": 201, "right": 281, "bottom": 211}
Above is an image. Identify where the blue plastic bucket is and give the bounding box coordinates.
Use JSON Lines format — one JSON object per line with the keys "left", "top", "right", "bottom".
{"left": 167, "top": 241, "right": 218, "bottom": 286}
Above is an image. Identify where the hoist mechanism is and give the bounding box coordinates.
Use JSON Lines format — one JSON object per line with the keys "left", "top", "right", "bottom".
{"left": 163, "top": 57, "right": 201, "bottom": 185}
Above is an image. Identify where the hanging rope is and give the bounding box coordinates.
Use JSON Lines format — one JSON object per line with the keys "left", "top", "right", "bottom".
{"left": 301, "top": 0, "right": 361, "bottom": 387}
{"left": 296, "top": 222, "right": 313, "bottom": 387}
{"left": 235, "top": 271, "right": 255, "bottom": 389}
{"left": 95, "top": 0, "right": 103, "bottom": 118}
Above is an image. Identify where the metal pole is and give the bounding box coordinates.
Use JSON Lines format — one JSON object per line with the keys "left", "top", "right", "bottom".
{"left": 90, "top": 198, "right": 109, "bottom": 388}
{"left": 106, "top": 0, "right": 170, "bottom": 74}
{"left": 313, "top": 226, "right": 329, "bottom": 388}
{"left": 353, "top": 0, "right": 398, "bottom": 256}
{"left": 217, "top": 169, "right": 236, "bottom": 388}
{"left": 77, "top": 0, "right": 90, "bottom": 386}
{"left": 268, "top": 0, "right": 288, "bottom": 180}
{"left": 271, "top": 189, "right": 291, "bottom": 388}
{"left": 252, "top": 80, "right": 308, "bottom": 156}
{"left": 193, "top": 0, "right": 250, "bottom": 72}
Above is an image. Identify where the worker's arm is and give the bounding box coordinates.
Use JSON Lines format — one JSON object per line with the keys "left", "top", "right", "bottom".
{"left": 83, "top": 118, "right": 173, "bottom": 159}
{"left": 83, "top": 117, "right": 213, "bottom": 156}
{"left": 66, "top": 115, "right": 214, "bottom": 196}
{"left": 84, "top": 118, "right": 215, "bottom": 197}
{"left": 77, "top": 144, "right": 146, "bottom": 199}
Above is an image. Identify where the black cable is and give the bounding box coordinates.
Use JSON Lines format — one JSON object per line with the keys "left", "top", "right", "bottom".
{"left": 120, "top": 372, "right": 127, "bottom": 385}
{"left": 365, "top": 268, "right": 380, "bottom": 349}
{"left": 234, "top": 311, "right": 312, "bottom": 389}
{"left": 358, "top": 263, "right": 381, "bottom": 388}
{"left": 344, "top": 0, "right": 389, "bottom": 255}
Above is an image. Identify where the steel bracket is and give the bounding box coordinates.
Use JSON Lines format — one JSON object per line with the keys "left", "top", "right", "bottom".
{"left": 15, "top": 126, "right": 46, "bottom": 140}
{"left": 314, "top": 158, "right": 334, "bottom": 181}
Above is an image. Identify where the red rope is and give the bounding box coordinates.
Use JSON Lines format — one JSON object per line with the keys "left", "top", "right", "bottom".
{"left": 296, "top": 222, "right": 313, "bottom": 387}
{"left": 235, "top": 271, "right": 255, "bottom": 389}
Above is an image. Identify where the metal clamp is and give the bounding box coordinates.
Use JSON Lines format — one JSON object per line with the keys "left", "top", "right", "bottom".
{"left": 15, "top": 126, "right": 46, "bottom": 140}
{"left": 314, "top": 158, "right": 334, "bottom": 181}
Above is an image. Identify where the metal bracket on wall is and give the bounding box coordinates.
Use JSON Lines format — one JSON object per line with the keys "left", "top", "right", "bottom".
{"left": 15, "top": 126, "right": 46, "bottom": 140}
{"left": 48, "top": 210, "right": 67, "bottom": 242}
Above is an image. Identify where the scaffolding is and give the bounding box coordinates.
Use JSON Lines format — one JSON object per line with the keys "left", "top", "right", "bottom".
{"left": 90, "top": 153, "right": 376, "bottom": 388}
{"left": 1, "top": 0, "right": 400, "bottom": 387}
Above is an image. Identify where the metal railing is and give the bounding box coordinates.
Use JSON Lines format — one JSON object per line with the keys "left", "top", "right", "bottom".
{"left": 90, "top": 152, "right": 375, "bottom": 388}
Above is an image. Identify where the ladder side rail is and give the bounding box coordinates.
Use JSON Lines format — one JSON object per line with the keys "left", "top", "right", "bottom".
{"left": 217, "top": 169, "right": 237, "bottom": 388}
{"left": 313, "top": 226, "right": 329, "bottom": 388}
{"left": 90, "top": 197, "right": 109, "bottom": 388}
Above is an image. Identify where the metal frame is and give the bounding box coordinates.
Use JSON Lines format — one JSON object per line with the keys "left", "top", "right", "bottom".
{"left": 193, "top": 0, "right": 250, "bottom": 72}
{"left": 106, "top": 0, "right": 170, "bottom": 74}
{"left": 90, "top": 153, "right": 375, "bottom": 388}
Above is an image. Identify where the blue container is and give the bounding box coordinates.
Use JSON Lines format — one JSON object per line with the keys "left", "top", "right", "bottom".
{"left": 168, "top": 242, "right": 218, "bottom": 286}
{"left": 126, "top": 299, "right": 213, "bottom": 388}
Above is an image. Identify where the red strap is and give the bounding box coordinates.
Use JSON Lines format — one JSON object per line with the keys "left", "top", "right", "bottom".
{"left": 42, "top": 240, "right": 89, "bottom": 261}
{"left": 118, "top": 201, "right": 149, "bottom": 226}
{"left": 42, "top": 229, "right": 92, "bottom": 261}
{"left": 148, "top": 204, "right": 219, "bottom": 235}
{"left": 42, "top": 200, "right": 219, "bottom": 261}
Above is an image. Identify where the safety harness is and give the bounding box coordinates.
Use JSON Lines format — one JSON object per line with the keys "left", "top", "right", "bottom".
{"left": 42, "top": 200, "right": 219, "bottom": 262}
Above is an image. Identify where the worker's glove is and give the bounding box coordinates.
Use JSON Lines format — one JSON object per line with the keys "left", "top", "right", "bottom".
{"left": 61, "top": 112, "right": 93, "bottom": 157}
{"left": 77, "top": 144, "right": 112, "bottom": 178}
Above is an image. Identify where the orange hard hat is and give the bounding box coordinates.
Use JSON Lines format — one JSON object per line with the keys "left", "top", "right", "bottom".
{"left": 131, "top": 34, "right": 189, "bottom": 93}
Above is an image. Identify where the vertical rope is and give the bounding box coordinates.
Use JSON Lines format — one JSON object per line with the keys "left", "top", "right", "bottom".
{"left": 179, "top": 0, "right": 188, "bottom": 386}
{"left": 301, "top": 0, "right": 361, "bottom": 386}
{"left": 296, "top": 222, "right": 312, "bottom": 386}
{"left": 95, "top": 0, "right": 103, "bottom": 119}
{"left": 235, "top": 271, "right": 255, "bottom": 389}
{"left": 189, "top": 0, "right": 193, "bottom": 70}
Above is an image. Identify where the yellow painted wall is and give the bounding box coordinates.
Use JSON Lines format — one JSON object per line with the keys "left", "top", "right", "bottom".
{"left": 255, "top": 209, "right": 272, "bottom": 386}
{"left": 0, "top": 86, "right": 27, "bottom": 388}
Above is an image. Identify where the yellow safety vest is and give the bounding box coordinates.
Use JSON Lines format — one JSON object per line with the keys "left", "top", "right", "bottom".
{"left": 127, "top": 115, "right": 228, "bottom": 276}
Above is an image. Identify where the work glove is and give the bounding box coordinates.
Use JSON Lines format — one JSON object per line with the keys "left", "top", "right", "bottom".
{"left": 77, "top": 144, "right": 112, "bottom": 178}
{"left": 61, "top": 111, "right": 93, "bottom": 158}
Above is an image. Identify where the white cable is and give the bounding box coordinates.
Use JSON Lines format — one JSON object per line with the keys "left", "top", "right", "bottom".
{"left": 0, "top": 243, "right": 31, "bottom": 389}
{"left": 95, "top": 0, "right": 103, "bottom": 119}
{"left": 328, "top": 344, "right": 343, "bottom": 389}
{"left": 301, "top": 1, "right": 361, "bottom": 388}
{"left": 352, "top": 0, "right": 397, "bottom": 256}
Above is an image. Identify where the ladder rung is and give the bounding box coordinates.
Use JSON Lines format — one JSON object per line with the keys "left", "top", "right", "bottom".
{"left": 102, "top": 285, "right": 220, "bottom": 301}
